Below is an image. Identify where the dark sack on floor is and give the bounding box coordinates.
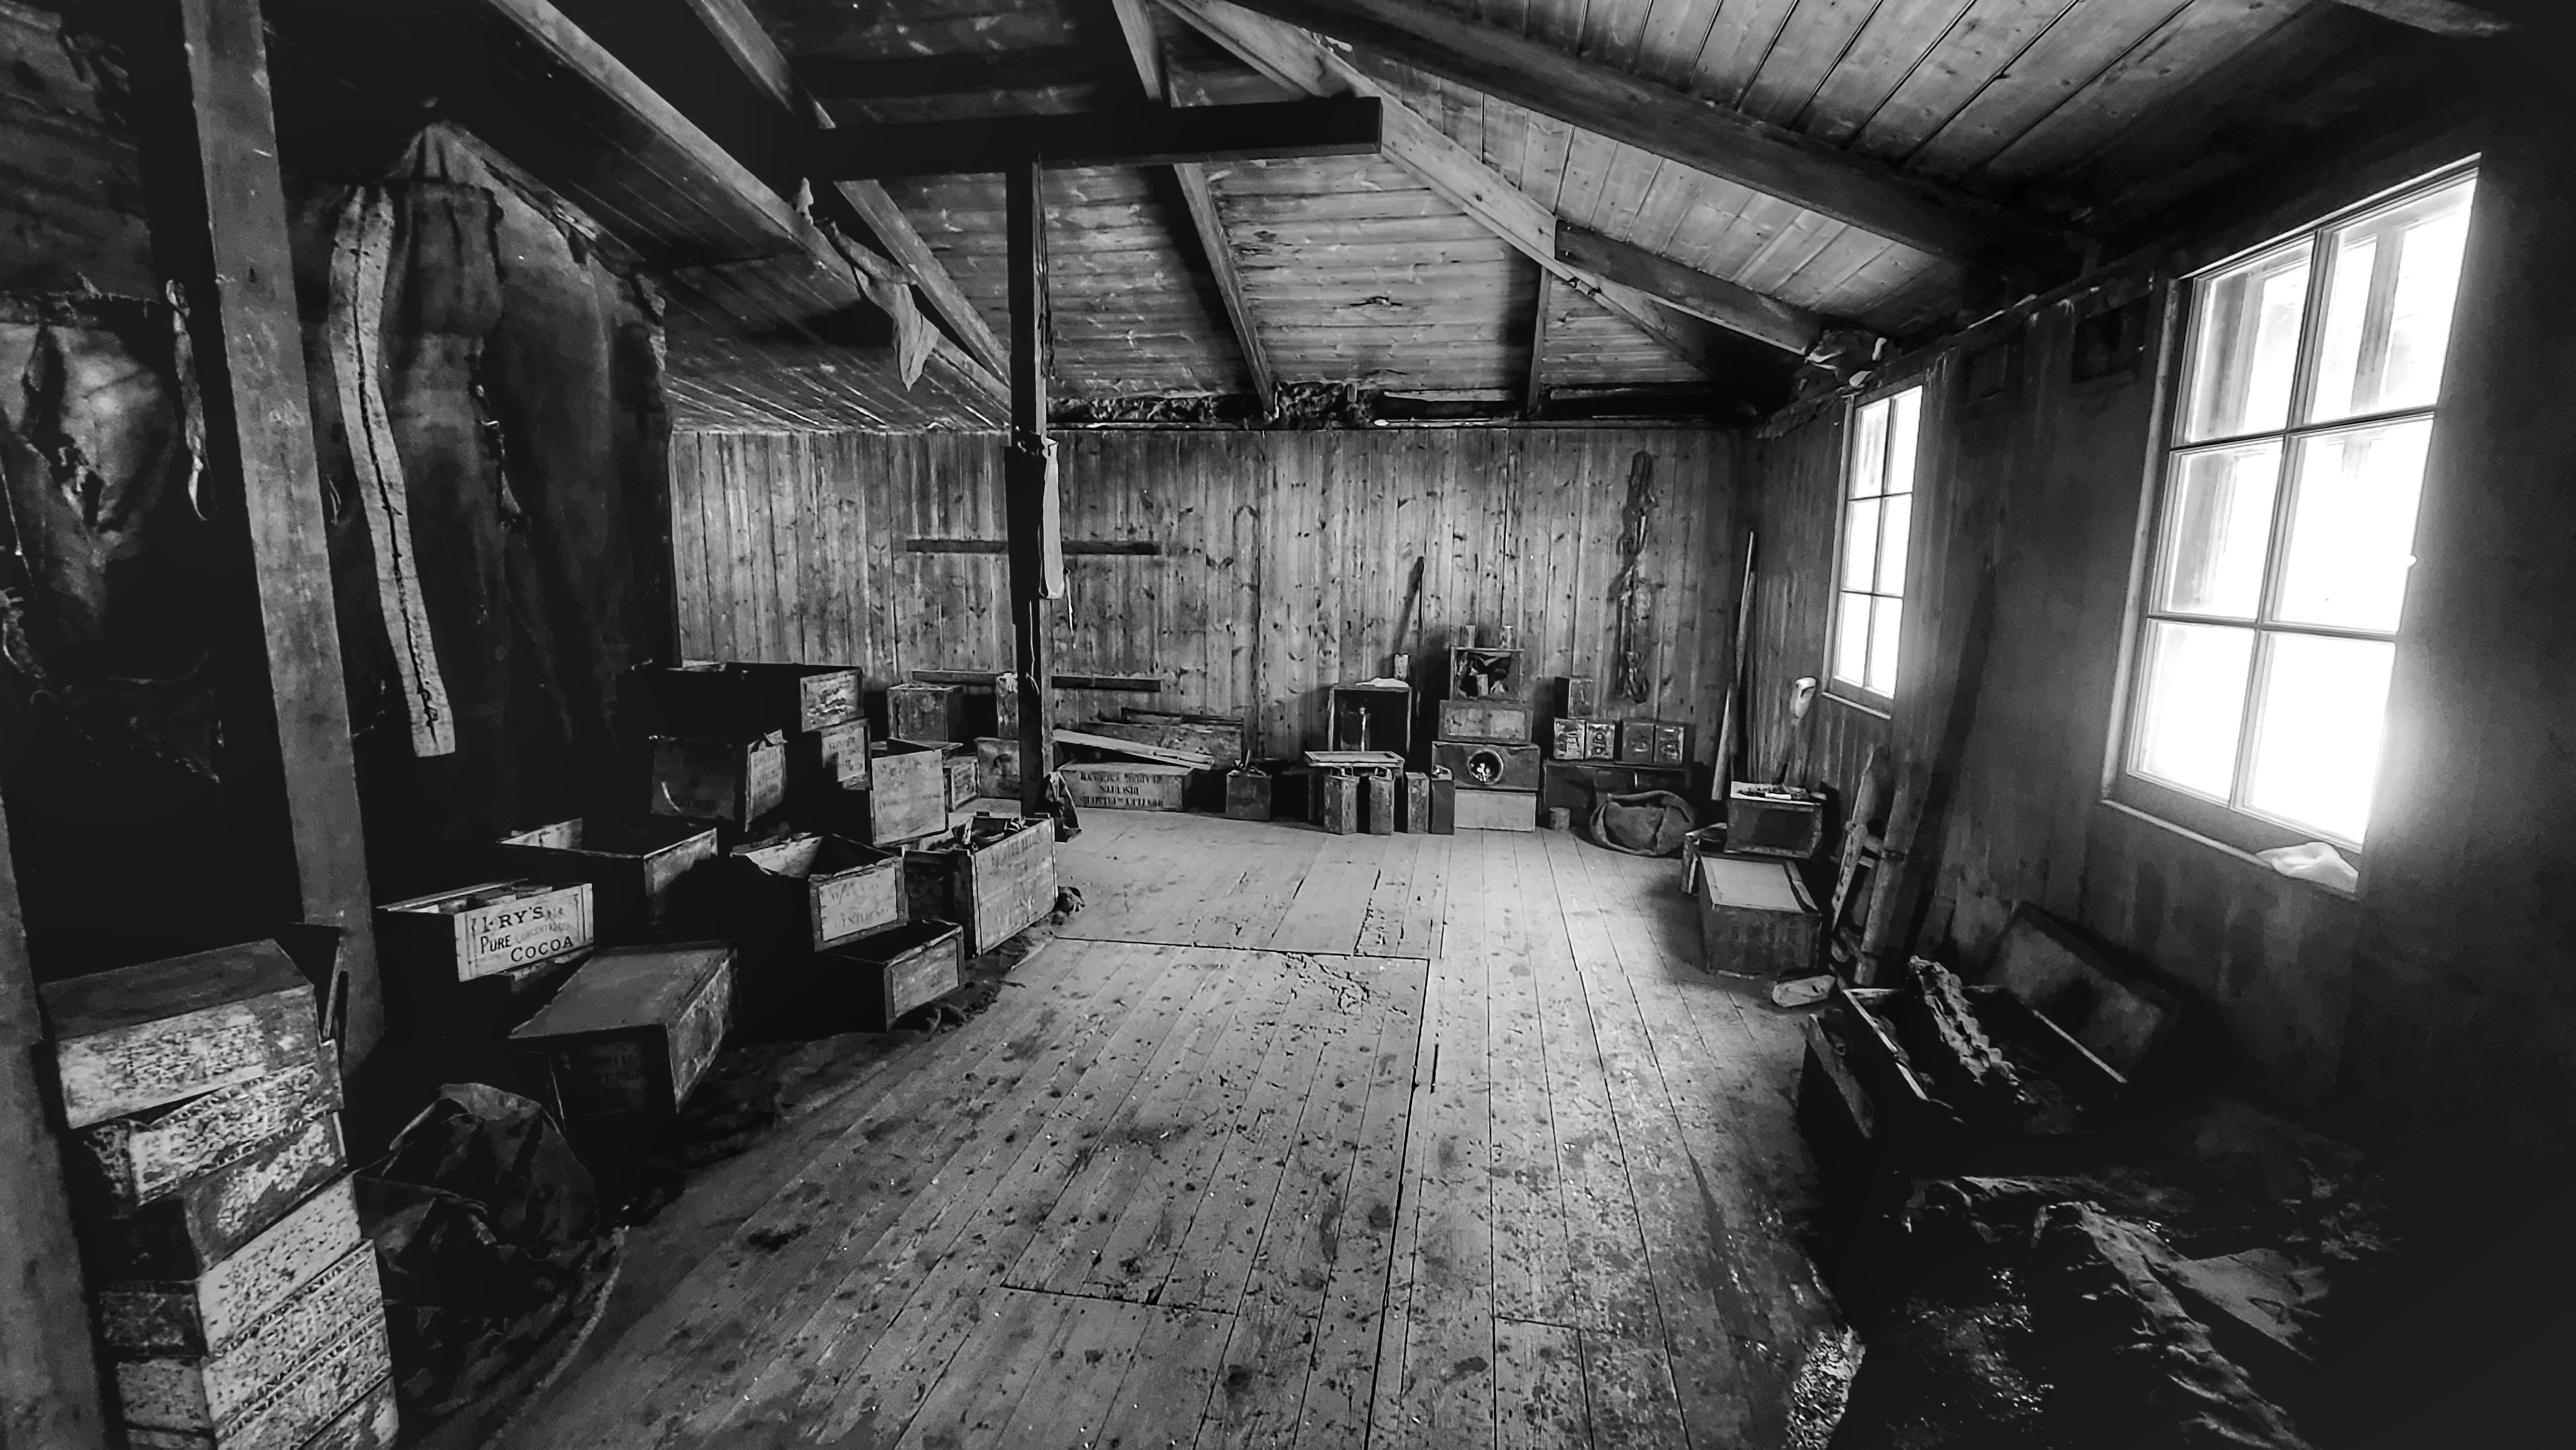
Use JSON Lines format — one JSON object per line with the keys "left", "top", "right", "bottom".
{"left": 1592, "top": 789, "right": 1695, "bottom": 857}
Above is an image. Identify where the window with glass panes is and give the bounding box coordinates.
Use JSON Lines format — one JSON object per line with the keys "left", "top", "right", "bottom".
{"left": 2123, "top": 166, "right": 2476, "bottom": 850}
{"left": 1831, "top": 386, "right": 1921, "bottom": 701}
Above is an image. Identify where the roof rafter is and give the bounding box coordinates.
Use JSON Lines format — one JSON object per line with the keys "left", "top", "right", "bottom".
{"left": 677, "top": 0, "right": 1014, "bottom": 390}
{"left": 804, "top": 98, "right": 1383, "bottom": 178}
{"left": 1157, "top": 0, "right": 1795, "bottom": 367}
{"left": 1206, "top": 0, "right": 2072, "bottom": 277}
{"left": 2325, "top": 0, "right": 2516, "bottom": 37}
{"left": 1109, "top": 0, "right": 1279, "bottom": 413}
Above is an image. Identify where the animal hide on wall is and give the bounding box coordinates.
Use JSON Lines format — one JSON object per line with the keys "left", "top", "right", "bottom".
{"left": 292, "top": 128, "right": 668, "bottom": 896}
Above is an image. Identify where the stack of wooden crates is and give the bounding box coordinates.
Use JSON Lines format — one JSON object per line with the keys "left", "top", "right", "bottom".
{"left": 1435, "top": 645, "right": 1540, "bottom": 831}
{"left": 43, "top": 941, "right": 398, "bottom": 1450}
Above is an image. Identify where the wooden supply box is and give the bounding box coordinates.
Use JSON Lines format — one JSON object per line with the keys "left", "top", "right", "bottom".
{"left": 74, "top": 1052, "right": 341, "bottom": 1215}
{"left": 1363, "top": 770, "right": 1399, "bottom": 834}
{"left": 904, "top": 815, "right": 1058, "bottom": 956}
{"left": 1454, "top": 787, "right": 1537, "bottom": 832}
{"left": 731, "top": 833, "right": 907, "bottom": 952}
{"left": 84, "top": 1113, "right": 346, "bottom": 1282}
{"left": 1550, "top": 718, "right": 1619, "bottom": 760}
{"left": 1436, "top": 740, "right": 1543, "bottom": 791}
{"left": 856, "top": 740, "right": 950, "bottom": 843}
{"left": 887, "top": 681, "right": 968, "bottom": 744}
{"left": 1447, "top": 645, "right": 1526, "bottom": 701}
{"left": 729, "top": 663, "right": 860, "bottom": 733}
{"left": 1564, "top": 675, "right": 1597, "bottom": 715}
{"left": 42, "top": 941, "right": 322, "bottom": 1132}
{"left": 510, "top": 943, "right": 737, "bottom": 1118}
{"left": 1618, "top": 719, "right": 1693, "bottom": 764}
{"left": 494, "top": 816, "right": 722, "bottom": 937}
{"left": 98, "top": 1176, "right": 361, "bottom": 1357}
{"left": 1696, "top": 856, "right": 1821, "bottom": 979}
{"left": 649, "top": 730, "right": 787, "bottom": 831}
{"left": 819, "top": 922, "right": 962, "bottom": 1033}
{"left": 944, "top": 753, "right": 980, "bottom": 809}
{"left": 1225, "top": 767, "right": 1272, "bottom": 821}
{"left": 1723, "top": 783, "right": 1828, "bottom": 860}
{"left": 1403, "top": 771, "right": 1432, "bottom": 833}
{"left": 790, "top": 718, "right": 871, "bottom": 796}
{"left": 1317, "top": 771, "right": 1360, "bottom": 834}
{"left": 376, "top": 880, "right": 594, "bottom": 1024}
{"left": 1428, "top": 768, "right": 1457, "bottom": 834}
{"left": 1328, "top": 683, "right": 1413, "bottom": 756}
{"left": 1435, "top": 697, "right": 1535, "bottom": 744}
{"left": 1061, "top": 761, "right": 1193, "bottom": 811}
{"left": 974, "top": 737, "right": 1021, "bottom": 801}
{"left": 115, "top": 1236, "right": 390, "bottom": 1450}
{"left": 624, "top": 661, "right": 739, "bottom": 735}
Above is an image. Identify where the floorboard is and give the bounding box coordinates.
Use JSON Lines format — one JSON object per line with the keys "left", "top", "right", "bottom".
{"left": 506, "top": 814, "right": 1840, "bottom": 1450}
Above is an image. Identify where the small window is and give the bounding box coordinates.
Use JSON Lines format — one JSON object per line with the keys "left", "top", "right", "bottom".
{"left": 2119, "top": 166, "right": 2476, "bottom": 852}
{"left": 1830, "top": 385, "right": 1922, "bottom": 701}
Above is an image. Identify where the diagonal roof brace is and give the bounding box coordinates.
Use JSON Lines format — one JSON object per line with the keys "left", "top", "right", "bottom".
{"left": 806, "top": 96, "right": 1383, "bottom": 179}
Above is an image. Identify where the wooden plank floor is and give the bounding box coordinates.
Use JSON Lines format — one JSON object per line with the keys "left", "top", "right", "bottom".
{"left": 505, "top": 812, "right": 1839, "bottom": 1450}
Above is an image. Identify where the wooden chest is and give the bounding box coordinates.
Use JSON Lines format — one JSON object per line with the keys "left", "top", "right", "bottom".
{"left": 375, "top": 880, "right": 594, "bottom": 1014}
{"left": 1696, "top": 857, "right": 1821, "bottom": 979}
{"left": 1224, "top": 767, "right": 1271, "bottom": 822}
{"left": 86, "top": 1114, "right": 346, "bottom": 1281}
{"left": 511, "top": 944, "right": 737, "bottom": 1118}
{"left": 1551, "top": 718, "right": 1618, "bottom": 761}
{"left": 732, "top": 834, "right": 905, "bottom": 952}
{"left": 43, "top": 942, "right": 321, "bottom": 1131}
{"left": 860, "top": 740, "right": 950, "bottom": 844}
{"left": 1435, "top": 697, "right": 1534, "bottom": 744}
{"left": 1723, "top": 784, "right": 1828, "bottom": 860}
{"left": 99, "top": 1176, "right": 361, "bottom": 1355}
{"left": 648, "top": 730, "right": 788, "bottom": 830}
{"left": 729, "top": 663, "right": 860, "bottom": 733}
{"left": 1454, "top": 787, "right": 1538, "bottom": 832}
{"left": 887, "top": 681, "right": 967, "bottom": 744}
{"left": 1437, "top": 740, "right": 1544, "bottom": 791}
{"left": 1062, "top": 761, "right": 1192, "bottom": 811}
{"left": 114, "top": 1241, "right": 386, "bottom": 1447}
{"left": 493, "top": 816, "right": 722, "bottom": 937}
{"left": 75, "top": 1054, "right": 341, "bottom": 1214}
{"left": 821, "top": 922, "right": 963, "bottom": 1033}
{"left": 904, "top": 816, "right": 1058, "bottom": 956}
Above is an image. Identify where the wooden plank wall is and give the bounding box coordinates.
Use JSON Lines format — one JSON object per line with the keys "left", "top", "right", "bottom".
{"left": 670, "top": 427, "right": 1743, "bottom": 760}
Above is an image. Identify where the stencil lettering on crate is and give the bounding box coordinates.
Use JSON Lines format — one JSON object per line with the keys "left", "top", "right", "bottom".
{"left": 80, "top": 1059, "right": 339, "bottom": 1209}
{"left": 455, "top": 889, "right": 592, "bottom": 980}
{"left": 811, "top": 867, "right": 900, "bottom": 946}
{"left": 100, "top": 1179, "right": 362, "bottom": 1355}
{"left": 115, "top": 1244, "right": 382, "bottom": 1430}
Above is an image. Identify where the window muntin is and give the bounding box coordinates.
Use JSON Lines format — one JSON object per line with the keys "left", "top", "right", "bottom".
{"left": 1831, "top": 386, "right": 1921, "bottom": 700}
{"left": 2125, "top": 168, "right": 2475, "bottom": 850}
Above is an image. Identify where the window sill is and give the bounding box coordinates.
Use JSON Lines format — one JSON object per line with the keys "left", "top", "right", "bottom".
{"left": 1822, "top": 690, "right": 1892, "bottom": 720}
{"left": 2094, "top": 798, "right": 2362, "bottom": 901}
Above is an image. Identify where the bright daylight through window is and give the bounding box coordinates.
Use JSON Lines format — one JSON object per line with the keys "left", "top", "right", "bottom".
{"left": 1831, "top": 385, "right": 1922, "bottom": 701}
{"left": 2125, "top": 167, "right": 2476, "bottom": 848}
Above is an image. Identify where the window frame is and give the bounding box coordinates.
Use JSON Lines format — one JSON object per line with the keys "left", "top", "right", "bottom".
{"left": 2110, "top": 161, "right": 2478, "bottom": 858}
{"left": 1824, "top": 381, "right": 1925, "bottom": 709}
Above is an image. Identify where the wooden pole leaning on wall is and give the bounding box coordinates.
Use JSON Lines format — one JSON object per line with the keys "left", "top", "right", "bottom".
{"left": 0, "top": 788, "right": 109, "bottom": 1447}
{"left": 167, "top": 0, "right": 384, "bottom": 1060}
{"left": 1005, "top": 159, "right": 1064, "bottom": 820}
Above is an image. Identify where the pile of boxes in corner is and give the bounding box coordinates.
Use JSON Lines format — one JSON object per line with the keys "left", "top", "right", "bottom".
{"left": 43, "top": 937, "right": 399, "bottom": 1450}
{"left": 425, "top": 662, "right": 1061, "bottom": 1138}
{"left": 1426, "top": 638, "right": 1697, "bottom": 834}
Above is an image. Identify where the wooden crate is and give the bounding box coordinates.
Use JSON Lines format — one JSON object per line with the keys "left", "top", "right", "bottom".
{"left": 820, "top": 922, "right": 962, "bottom": 1033}
{"left": 623, "top": 661, "right": 738, "bottom": 735}
{"left": 1061, "top": 762, "right": 1191, "bottom": 811}
{"left": 85, "top": 1114, "right": 345, "bottom": 1281}
{"left": 99, "top": 1177, "right": 361, "bottom": 1355}
{"left": 1550, "top": 718, "right": 1618, "bottom": 760}
{"left": 114, "top": 1242, "right": 384, "bottom": 1443}
{"left": 1723, "top": 784, "right": 1828, "bottom": 860}
{"left": 789, "top": 718, "right": 870, "bottom": 795}
{"left": 904, "top": 816, "right": 1057, "bottom": 956}
{"left": 729, "top": 663, "right": 860, "bottom": 733}
{"left": 1447, "top": 646, "right": 1526, "bottom": 701}
{"left": 493, "top": 816, "right": 721, "bottom": 937}
{"left": 648, "top": 730, "right": 788, "bottom": 829}
{"left": 1403, "top": 771, "right": 1430, "bottom": 833}
{"left": 1318, "top": 771, "right": 1359, "bottom": 834}
{"left": 287, "top": 1376, "right": 397, "bottom": 1450}
{"left": 75, "top": 1054, "right": 340, "bottom": 1214}
{"left": 1428, "top": 769, "right": 1456, "bottom": 834}
{"left": 1696, "top": 857, "right": 1821, "bottom": 979}
{"left": 1564, "top": 675, "right": 1597, "bottom": 715}
{"left": 121, "top": 1308, "right": 390, "bottom": 1450}
{"left": 973, "top": 737, "right": 1021, "bottom": 801}
{"left": 1435, "top": 698, "right": 1533, "bottom": 744}
{"left": 1224, "top": 767, "right": 1271, "bottom": 822}
{"left": 857, "top": 740, "right": 949, "bottom": 843}
{"left": 944, "top": 753, "right": 980, "bottom": 809}
{"left": 1436, "top": 740, "right": 1543, "bottom": 791}
{"left": 1455, "top": 787, "right": 1537, "bottom": 832}
{"left": 732, "top": 834, "right": 905, "bottom": 952}
{"left": 376, "top": 880, "right": 594, "bottom": 1000}
{"left": 42, "top": 941, "right": 321, "bottom": 1131}
{"left": 887, "top": 681, "right": 967, "bottom": 744}
{"left": 510, "top": 944, "right": 737, "bottom": 1118}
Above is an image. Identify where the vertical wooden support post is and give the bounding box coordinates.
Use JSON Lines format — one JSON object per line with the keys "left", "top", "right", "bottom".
{"left": 0, "top": 793, "right": 108, "bottom": 1445}
{"left": 169, "top": 0, "right": 383, "bottom": 1059}
{"left": 1006, "top": 160, "right": 1061, "bottom": 818}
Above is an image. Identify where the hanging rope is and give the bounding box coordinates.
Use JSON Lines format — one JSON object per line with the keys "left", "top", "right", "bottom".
{"left": 1612, "top": 450, "right": 1656, "bottom": 703}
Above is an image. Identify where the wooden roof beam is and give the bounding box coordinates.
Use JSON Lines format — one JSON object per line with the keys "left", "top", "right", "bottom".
{"left": 1159, "top": 0, "right": 1804, "bottom": 366}
{"left": 1524, "top": 271, "right": 1553, "bottom": 418}
{"left": 1555, "top": 223, "right": 1825, "bottom": 356}
{"left": 1204, "top": 0, "right": 2072, "bottom": 278}
{"left": 799, "top": 46, "right": 1098, "bottom": 100}
{"left": 805, "top": 96, "right": 1382, "bottom": 179}
{"left": 1108, "top": 0, "right": 1277, "bottom": 413}
{"left": 2327, "top": 0, "right": 2516, "bottom": 38}
{"left": 676, "top": 0, "right": 1014, "bottom": 389}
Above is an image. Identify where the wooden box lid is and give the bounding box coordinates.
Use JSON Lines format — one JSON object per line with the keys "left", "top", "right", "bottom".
{"left": 512, "top": 943, "right": 734, "bottom": 1041}
{"left": 43, "top": 940, "right": 308, "bottom": 1044}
